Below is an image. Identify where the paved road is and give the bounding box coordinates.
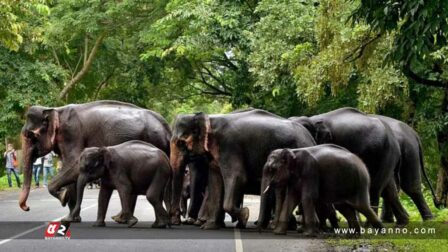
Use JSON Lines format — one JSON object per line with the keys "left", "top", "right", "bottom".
{"left": 0, "top": 187, "right": 327, "bottom": 252}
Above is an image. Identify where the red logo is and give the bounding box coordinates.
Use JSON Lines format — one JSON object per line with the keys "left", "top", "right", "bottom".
{"left": 44, "top": 222, "right": 71, "bottom": 240}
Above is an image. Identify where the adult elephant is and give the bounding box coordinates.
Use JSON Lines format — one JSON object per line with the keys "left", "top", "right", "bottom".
{"left": 19, "top": 100, "right": 171, "bottom": 222}
{"left": 372, "top": 115, "right": 439, "bottom": 221}
{"left": 169, "top": 109, "right": 316, "bottom": 229}
{"left": 289, "top": 107, "right": 409, "bottom": 225}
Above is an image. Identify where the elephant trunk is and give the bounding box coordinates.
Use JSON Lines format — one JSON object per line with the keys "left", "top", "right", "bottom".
{"left": 169, "top": 140, "right": 187, "bottom": 224}
{"left": 73, "top": 175, "right": 88, "bottom": 218}
{"left": 19, "top": 134, "right": 34, "bottom": 211}
{"left": 257, "top": 176, "right": 272, "bottom": 230}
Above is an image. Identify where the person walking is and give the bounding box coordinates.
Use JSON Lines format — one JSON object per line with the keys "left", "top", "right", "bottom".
{"left": 3, "top": 143, "right": 21, "bottom": 188}
{"left": 33, "top": 156, "right": 43, "bottom": 187}
{"left": 42, "top": 152, "right": 54, "bottom": 187}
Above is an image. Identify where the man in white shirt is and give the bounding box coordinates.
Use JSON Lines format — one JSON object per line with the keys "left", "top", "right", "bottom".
{"left": 42, "top": 152, "right": 55, "bottom": 187}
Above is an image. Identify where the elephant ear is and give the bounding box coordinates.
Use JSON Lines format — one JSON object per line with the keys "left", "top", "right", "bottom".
{"left": 42, "top": 109, "right": 60, "bottom": 147}
{"left": 98, "top": 147, "right": 111, "bottom": 170}
{"left": 314, "top": 120, "right": 332, "bottom": 144}
{"left": 193, "top": 112, "right": 210, "bottom": 152}
{"left": 280, "top": 149, "right": 296, "bottom": 174}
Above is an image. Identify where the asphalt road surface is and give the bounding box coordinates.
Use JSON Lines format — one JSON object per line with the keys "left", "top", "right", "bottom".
{"left": 0, "top": 187, "right": 328, "bottom": 252}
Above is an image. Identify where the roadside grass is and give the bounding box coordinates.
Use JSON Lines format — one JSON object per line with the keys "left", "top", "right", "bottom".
{"left": 0, "top": 171, "right": 55, "bottom": 191}
{"left": 328, "top": 191, "right": 448, "bottom": 251}
{"left": 0, "top": 173, "right": 24, "bottom": 191}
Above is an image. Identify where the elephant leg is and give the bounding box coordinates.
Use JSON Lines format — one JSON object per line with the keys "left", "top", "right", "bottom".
{"left": 336, "top": 204, "right": 360, "bottom": 232}
{"left": 380, "top": 200, "right": 395, "bottom": 223}
{"left": 93, "top": 186, "right": 113, "bottom": 227}
{"left": 116, "top": 187, "right": 137, "bottom": 228}
{"left": 404, "top": 190, "right": 433, "bottom": 220}
{"left": 400, "top": 156, "right": 433, "bottom": 220}
{"left": 219, "top": 157, "right": 249, "bottom": 229}
{"left": 201, "top": 164, "right": 224, "bottom": 230}
{"left": 188, "top": 163, "right": 207, "bottom": 220}
{"left": 147, "top": 181, "right": 169, "bottom": 229}
{"left": 299, "top": 196, "right": 318, "bottom": 236}
{"left": 271, "top": 187, "right": 286, "bottom": 229}
{"left": 327, "top": 204, "right": 339, "bottom": 229}
{"left": 196, "top": 189, "right": 209, "bottom": 225}
{"left": 382, "top": 180, "right": 409, "bottom": 226}
{"left": 353, "top": 204, "right": 384, "bottom": 229}
{"left": 113, "top": 194, "right": 137, "bottom": 224}
{"left": 400, "top": 174, "right": 433, "bottom": 220}
{"left": 62, "top": 184, "right": 81, "bottom": 222}
{"left": 273, "top": 189, "right": 300, "bottom": 235}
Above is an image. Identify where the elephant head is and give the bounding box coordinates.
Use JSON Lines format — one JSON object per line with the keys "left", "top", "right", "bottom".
{"left": 258, "top": 149, "right": 296, "bottom": 229}
{"left": 261, "top": 149, "right": 296, "bottom": 193}
{"left": 169, "top": 112, "right": 211, "bottom": 223}
{"left": 289, "top": 116, "right": 332, "bottom": 144}
{"left": 72, "top": 147, "right": 110, "bottom": 217}
{"left": 19, "top": 106, "right": 60, "bottom": 211}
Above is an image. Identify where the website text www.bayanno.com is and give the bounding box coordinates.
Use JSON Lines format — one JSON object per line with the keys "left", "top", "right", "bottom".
{"left": 334, "top": 227, "right": 437, "bottom": 236}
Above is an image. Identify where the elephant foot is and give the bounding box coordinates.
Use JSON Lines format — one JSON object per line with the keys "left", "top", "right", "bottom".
{"left": 62, "top": 215, "right": 81, "bottom": 223}
{"left": 59, "top": 189, "right": 69, "bottom": 207}
{"left": 127, "top": 216, "right": 138, "bottom": 228}
{"left": 304, "top": 231, "right": 317, "bottom": 237}
{"left": 93, "top": 221, "right": 106, "bottom": 227}
{"left": 236, "top": 207, "right": 249, "bottom": 229}
{"left": 297, "top": 225, "right": 304, "bottom": 233}
{"left": 183, "top": 217, "right": 196, "bottom": 225}
{"left": 273, "top": 227, "right": 287, "bottom": 235}
{"left": 395, "top": 217, "right": 409, "bottom": 227}
{"left": 112, "top": 213, "right": 127, "bottom": 224}
{"left": 194, "top": 219, "right": 205, "bottom": 226}
{"left": 269, "top": 221, "right": 278, "bottom": 230}
{"left": 152, "top": 220, "right": 167, "bottom": 229}
{"left": 422, "top": 214, "right": 434, "bottom": 221}
{"left": 200, "top": 221, "right": 221, "bottom": 230}
{"left": 170, "top": 215, "right": 181, "bottom": 225}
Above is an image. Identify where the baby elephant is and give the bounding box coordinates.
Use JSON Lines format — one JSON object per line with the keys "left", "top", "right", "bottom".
{"left": 72, "top": 140, "right": 171, "bottom": 228}
{"left": 262, "top": 144, "right": 383, "bottom": 235}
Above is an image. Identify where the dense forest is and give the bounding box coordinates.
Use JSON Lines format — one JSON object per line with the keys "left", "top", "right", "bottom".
{"left": 0, "top": 0, "right": 447, "bottom": 207}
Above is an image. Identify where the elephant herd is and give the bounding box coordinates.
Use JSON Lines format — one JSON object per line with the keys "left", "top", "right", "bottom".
{"left": 18, "top": 100, "right": 438, "bottom": 235}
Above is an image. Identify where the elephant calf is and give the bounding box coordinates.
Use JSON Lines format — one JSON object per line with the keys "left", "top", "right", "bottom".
{"left": 262, "top": 144, "right": 384, "bottom": 235}
{"left": 72, "top": 140, "right": 171, "bottom": 228}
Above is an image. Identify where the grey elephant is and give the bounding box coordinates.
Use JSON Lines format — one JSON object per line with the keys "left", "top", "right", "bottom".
{"left": 20, "top": 100, "right": 171, "bottom": 223}
{"left": 372, "top": 115, "right": 439, "bottom": 222}
{"left": 72, "top": 141, "right": 171, "bottom": 228}
{"left": 289, "top": 107, "right": 408, "bottom": 225}
{"left": 262, "top": 145, "right": 384, "bottom": 235}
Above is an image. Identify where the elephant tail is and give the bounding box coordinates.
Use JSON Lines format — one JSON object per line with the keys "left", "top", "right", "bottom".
{"left": 417, "top": 136, "right": 440, "bottom": 209}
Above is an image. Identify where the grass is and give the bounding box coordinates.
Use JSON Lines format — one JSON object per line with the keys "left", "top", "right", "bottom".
{"left": 0, "top": 172, "right": 24, "bottom": 191}
{"left": 0, "top": 170, "right": 55, "bottom": 190}
{"left": 327, "top": 191, "right": 448, "bottom": 251}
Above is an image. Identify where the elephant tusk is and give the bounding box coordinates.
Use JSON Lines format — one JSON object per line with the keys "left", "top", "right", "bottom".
{"left": 262, "top": 185, "right": 270, "bottom": 194}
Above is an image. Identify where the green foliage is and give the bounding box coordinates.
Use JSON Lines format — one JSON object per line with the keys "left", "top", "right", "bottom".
{"left": 0, "top": 0, "right": 49, "bottom": 51}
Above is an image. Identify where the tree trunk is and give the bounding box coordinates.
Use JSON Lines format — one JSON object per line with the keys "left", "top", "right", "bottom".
{"left": 58, "top": 33, "right": 106, "bottom": 99}
{"left": 436, "top": 88, "right": 448, "bottom": 207}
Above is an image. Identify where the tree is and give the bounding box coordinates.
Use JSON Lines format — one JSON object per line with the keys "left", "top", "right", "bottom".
{"left": 354, "top": 0, "right": 448, "bottom": 206}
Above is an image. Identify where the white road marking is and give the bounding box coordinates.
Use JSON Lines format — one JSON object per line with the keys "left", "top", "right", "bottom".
{"left": 0, "top": 203, "right": 97, "bottom": 246}
{"left": 234, "top": 228, "right": 244, "bottom": 252}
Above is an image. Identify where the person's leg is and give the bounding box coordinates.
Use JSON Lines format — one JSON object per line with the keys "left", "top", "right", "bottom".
{"left": 36, "top": 165, "right": 41, "bottom": 187}
{"left": 6, "top": 168, "right": 12, "bottom": 187}
{"left": 43, "top": 166, "right": 48, "bottom": 186}
{"left": 11, "top": 169, "right": 21, "bottom": 187}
